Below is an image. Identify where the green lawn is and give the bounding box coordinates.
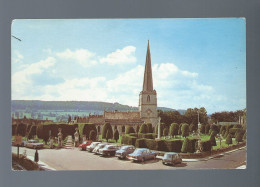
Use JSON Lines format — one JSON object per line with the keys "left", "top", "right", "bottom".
{"left": 98, "top": 134, "right": 122, "bottom": 145}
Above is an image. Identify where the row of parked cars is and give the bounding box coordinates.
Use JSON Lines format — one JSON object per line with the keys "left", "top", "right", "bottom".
{"left": 78, "top": 141, "right": 182, "bottom": 165}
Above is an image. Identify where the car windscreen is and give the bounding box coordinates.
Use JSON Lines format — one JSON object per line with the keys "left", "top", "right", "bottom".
{"left": 133, "top": 149, "right": 144, "bottom": 154}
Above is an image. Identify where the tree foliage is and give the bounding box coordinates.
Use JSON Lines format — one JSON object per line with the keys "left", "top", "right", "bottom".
{"left": 169, "top": 123, "right": 179, "bottom": 137}
{"left": 89, "top": 130, "right": 97, "bottom": 141}
{"left": 181, "top": 123, "right": 189, "bottom": 137}
{"left": 226, "top": 134, "right": 232, "bottom": 145}
{"left": 113, "top": 129, "right": 119, "bottom": 142}
{"left": 102, "top": 123, "right": 113, "bottom": 139}
{"left": 125, "top": 126, "right": 135, "bottom": 134}
{"left": 139, "top": 123, "right": 148, "bottom": 134}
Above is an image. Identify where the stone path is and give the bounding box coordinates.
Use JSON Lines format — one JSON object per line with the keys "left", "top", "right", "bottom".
{"left": 64, "top": 135, "right": 74, "bottom": 149}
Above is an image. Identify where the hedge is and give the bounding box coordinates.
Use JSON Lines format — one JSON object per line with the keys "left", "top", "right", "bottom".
{"left": 181, "top": 138, "right": 197, "bottom": 153}
{"left": 226, "top": 134, "right": 232, "bottom": 145}
{"left": 121, "top": 135, "right": 137, "bottom": 146}
{"left": 27, "top": 125, "right": 37, "bottom": 139}
{"left": 16, "top": 123, "right": 27, "bottom": 137}
{"left": 128, "top": 133, "right": 138, "bottom": 137}
{"left": 146, "top": 123, "right": 153, "bottom": 133}
{"left": 138, "top": 133, "right": 156, "bottom": 139}
{"left": 139, "top": 124, "right": 148, "bottom": 134}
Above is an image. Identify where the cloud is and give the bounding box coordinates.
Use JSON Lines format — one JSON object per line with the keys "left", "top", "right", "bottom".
{"left": 56, "top": 49, "right": 97, "bottom": 67}
{"left": 12, "top": 51, "right": 24, "bottom": 63}
{"left": 12, "top": 57, "right": 56, "bottom": 98}
{"left": 100, "top": 46, "right": 136, "bottom": 65}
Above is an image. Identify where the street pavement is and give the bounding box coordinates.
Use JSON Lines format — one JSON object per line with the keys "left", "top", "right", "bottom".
{"left": 12, "top": 146, "right": 246, "bottom": 170}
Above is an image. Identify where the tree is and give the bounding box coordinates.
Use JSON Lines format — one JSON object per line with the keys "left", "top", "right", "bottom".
{"left": 106, "top": 129, "right": 113, "bottom": 142}
{"left": 68, "top": 115, "right": 72, "bottom": 123}
{"left": 169, "top": 123, "right": 179, "bottom": 138}
{"left": 181, "top": 123, "right": 189, "bottom": 138}
{"left": 235, "top": 131, "right": 243, "bottom": 144}
{"left": 189, "top": 124, "right": 196, "bottom": 133}
{"left": 181, "top": 138, "right": 191, "bottom": 153}
{"left": 102, "top": 123, "right": 113, "bottom": 139}
{"left": 125, "top": 126, "right": 135, "bottom": 134}
{"left": 163, "top": 128, "right": 169, "bottom": 137}
{"left": 113, "top": 129, "right": 119, "bottom": 142}
{"left": 226, "top": 134, "right": 232, "bottom": 145}
{"left": 221, "top": 129, "right": 226, "bottom": 137}
{"left": 200, "top": 124, "right": 206, "bottom": 134}
{"left": 139, "top": 123, "right": 148, "bottom": 134}
{"left": 89, "top": 130, "right": 97, "bottom": 141}
{"left": 205, "top": 124, "right": 210, "bottom": 134}
{"left": 210, "top": 134, "right": 216, "bottom": 146}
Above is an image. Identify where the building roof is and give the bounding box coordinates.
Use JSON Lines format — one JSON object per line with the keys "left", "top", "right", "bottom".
{"left": 142, "top": 40, "right": 154, "bottom": 92}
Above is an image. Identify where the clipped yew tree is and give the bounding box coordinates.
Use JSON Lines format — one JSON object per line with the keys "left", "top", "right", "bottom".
{"left": 210, "top": 134, "right": 216, "bottom": 146}
{"left": 169, "top": 123, "right": 179, "bottom": 138}
{"left": 189, "top": 124, "right": 196, "bottom": 133}
{"left": 89, "top": 130, "right": 97, "bottom": 141}
{"left": 102, "top": 123, "right": 113, "bottom": 139}
{"left": 235, "top": 131, "right": 243, "bottom": 144}
{"left": 181, "top": 138, "right": 190, "bottom": 153}
{"left": 200, "top": 124, "right": 205, "bottom": 134}
{"left": 125, "top": 126, "right": 135, "bottom": 134}
{"left": 226, "top": 134, "right": 232, "bottom": 145}
{"left": 105, "top": 129, "right": 113, "bottom": 142}
{"left": 163, "top": 128, "right": 169, "bottom": 137}
{"left": 205, "top": 124, "right": 210, "bottom": 134}
{"left": 113, "top": 129, "right": 119, "bottom": 142}
{"left": 147, "top": 123, "right": 153, "bottom": 133}
{"left": 181, "top": 123, "right": 189, "bottom": 138}
{"left": 139, "top": 123, "right": 148, "bottom": 134}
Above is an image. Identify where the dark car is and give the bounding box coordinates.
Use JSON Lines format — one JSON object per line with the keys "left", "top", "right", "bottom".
{"left": 86, "top": 142, "right": 100, "bottom": 152}
{"left": 99, "top": 144, "right": 120, "bottom": 156}
{"left": 127, "top": 148, "right": 157, "bottom": 162}
{"left": 78, "top": 140, "right": 93, "bottom": 151}
{"left": 162, "top": 152, "right": 182, "bottom": 166}
{"left": 115, "top": 145, "right": 135, "bottom": 159}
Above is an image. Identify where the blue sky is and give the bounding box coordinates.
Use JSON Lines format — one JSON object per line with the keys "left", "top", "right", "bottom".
{"left": 11, "top": 18, "right": 246, "bottom": 114}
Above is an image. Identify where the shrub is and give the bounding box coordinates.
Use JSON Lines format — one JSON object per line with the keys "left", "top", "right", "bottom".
{"left": 226, "top": 134, "right": 232, "bottom": 145}
{"left": 135, "top": 139, "right": 146, "bottom": 148}
{"left": 205, "top": 124, "right": 210, "bottom": 134}
{"left": 181, "top": 123, "right": 189, "bottom": 137}
{"left": 125, "top": 126, "right": 135, "bottom": 134}
{"left": 82, "top": 123, "right": 97, "bottom": 140}
{"left": 229, "top": 128, "right": 240, "bottom": 137}
{"left": 128, "top": 133, "right": 138, "bottom": 137}
{"left": 200, "top": 124, "right": 205, "bottom": 134}
{"left": 16, "top": 123, "right": 27, "bottom": 137}
{"left": 189, "top": 124, "right": 196, "bottom": 133}
{"left": 221, "top": 130, "right": 226, "bottom": 137}
{"left": 210, "top": 124, "right": 219, "bottom": 133}
{"left": 89, "top": 130, "right": 97, "bottom": 141}
{"left": 144, "top": 139, "right": 157, "bottom": 150}
{"left": 178, "top": 124, "right": 182, "bottom": 135}
{"left": 243, "top": 132, "right": 246, "bottom": 141}
{"left": 139, "top": 123, "right": 148, "bottom": 134}
{"left": 210, "top": 130, "right": 217, "bottom": 137}
{"left": 201, "top": 140, "right": 212, "bottom": 152}
{"left": 102, "top": 123, "right": 113, "bottom": 139}
{"left": 210, "top": 134, "right": 216, "bottom": 146}
{"left": 169, "top": 123, "right": 179, "bottom": 137}
{"left": 27, "top": 125, "right": 37, "bottom": 139}
{"left": 163, "top": 128, "right": 169, "bottom": 137}
{"left": 105, "top": 129, "right": 113, "bottom": 142}
{"left": 220, "top": 125, "right": 225, "bottom": 134}
{"left": 121, "top": 135, "right": 137, "bottom": 146}
{"left": 138, "top": 133, "right": 156, "bottom": 139}
{"left": 181, "top": 138, "right": 197, "bottom": 153}
{"left": 113, "top": 129, "right": 119, "bottom": 142}
{"left": 235, "top": 131, "right": 243, "bottom": 143}
{"left": 146, "top": 123, "right": 153, "bottom": 133}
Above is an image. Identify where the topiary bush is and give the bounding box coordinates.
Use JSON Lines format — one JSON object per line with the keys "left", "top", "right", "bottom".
{"left": 226, "top": 134, "right": 232, "bottom": 145}
{"left": 139, "top": 123, "right": 148, "bottom": 134}
{"left": 102, "top": 123, "right": 113, "bottom": 139}
{"left": 27, "top": 125, "right": 37, "bottom": 140}
{"left": 16, "top": 123, "right": 27, "bottom": 137}
{"left": 113, "top": 129, "right": 119, "bottom": 142}
{"left": 163, "top": 128, "right": 169, "bottom": 137}
{"left": 210, "top": 134, "right": 216, "bottom": 146}
{"left": 135, "top": 138, "right": 146, "bottom": 148}
{"left": 146, "top": 123, "right": 153, "bottom": 133}
{"left": 138, "top": 133, "right": 156, "bottom": 139}
{"left": 205, "top": 124, "right": 210, "bottom": 134}
{"left": 200, "top": 124, "right": 206, "bottom": 134}
{"left": 181, "top": 138, "right": 191, "bottom": 153}
{"left": 201, "top": 140, "right": 212, "bottom": 152}
{"left": 189, "top": 124, "right": 196, "bottom": 133}
{"left": 169, "top": 123, "right": 179, "bottom": 138}
{"left": 121, "top": 135, "right": 137, "bottom": 146}
{"left": 235, "top": 131, "right": 243, "bottom": 144}
{"left": 125, "top": 126, "right": 135, "bottom": 134}
{"left": 105, "top": 129, "right": 113, "bottom": 142}
{"left": 181, "top": 123, "right": 189, "bottom": 137}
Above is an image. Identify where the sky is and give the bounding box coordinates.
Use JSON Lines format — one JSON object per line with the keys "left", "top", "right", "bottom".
{"left": 11, "top": 18, "right": 246, "bottom": 114}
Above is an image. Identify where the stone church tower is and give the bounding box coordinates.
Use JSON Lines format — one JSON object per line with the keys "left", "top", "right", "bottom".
{"left": 139, "top": 41, "right": 158, "bottom": 127}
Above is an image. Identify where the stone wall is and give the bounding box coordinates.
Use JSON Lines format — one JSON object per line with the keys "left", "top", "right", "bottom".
{"left": 104, "top": 111, "right": 140, "bottom": 120}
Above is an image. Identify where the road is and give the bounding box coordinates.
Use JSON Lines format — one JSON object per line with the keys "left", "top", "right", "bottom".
{"left": 12, "top": 146, "right": 246, "bottom": 170}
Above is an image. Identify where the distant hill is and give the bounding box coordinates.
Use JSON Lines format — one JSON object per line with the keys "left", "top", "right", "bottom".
{"left": 11, "top": 100, "right": 184, "bottom": 113}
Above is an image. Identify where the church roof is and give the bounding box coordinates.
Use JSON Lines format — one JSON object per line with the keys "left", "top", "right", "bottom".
{"left": 142, "top": 40, "right": 154, "bottom": 92}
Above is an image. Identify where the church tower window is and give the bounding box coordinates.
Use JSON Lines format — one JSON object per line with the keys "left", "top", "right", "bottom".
{"left": 147, "top": 95, "right": 150, "bottom": 102}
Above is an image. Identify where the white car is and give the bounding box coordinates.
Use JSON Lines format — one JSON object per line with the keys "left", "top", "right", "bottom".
{"left": 92, "top": 143, "right": 107, "bottom": 155}
{"left": 25, "top": 139, "right": 44, "bottom": 149}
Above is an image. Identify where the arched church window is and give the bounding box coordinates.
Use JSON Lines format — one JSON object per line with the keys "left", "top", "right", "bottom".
{"left": 147, "top": 95, "right": 150, "bottom": 102}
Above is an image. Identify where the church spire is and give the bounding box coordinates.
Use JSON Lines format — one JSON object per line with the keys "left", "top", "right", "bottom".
{"left": 142, "top": 40, "right": 154, "bottom": 92}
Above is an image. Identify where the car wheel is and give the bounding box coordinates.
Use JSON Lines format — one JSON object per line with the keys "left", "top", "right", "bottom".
{"left": 153, "top": 155, "right": 156, "bottom": 160}
{"left": 141, "top": 157, "right": 145, "bottom": 162}
{"left": 162, "top": 162, "right": 165, "bottom": 165}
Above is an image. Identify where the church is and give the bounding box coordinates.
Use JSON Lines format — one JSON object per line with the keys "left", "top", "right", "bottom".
{"left": 76, "top": 41, "right": 158, "bottom": 134}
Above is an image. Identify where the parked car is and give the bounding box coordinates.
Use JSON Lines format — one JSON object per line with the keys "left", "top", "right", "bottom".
{"left": 115, "top": 145, "right": 135, "bottom": 159}
{"left": 25, "top": 139, "right": 44, "bottom": 149}
{"left": 92, "top": 143, "right": 108, "bottom": 154}
{"left": 99, "top": 144, "right": 121, "bottom": 156}
{"left": 86, "top": 142, "right": 101, "bottom": 152}
{"left": 127, "top": 148, "right": 157, "bottom": 162}
{"left": 162, "top": 152, "right": 182, "bottom": 166}
{"left": 78, "top": 140, "right": 93, "bottom": 151}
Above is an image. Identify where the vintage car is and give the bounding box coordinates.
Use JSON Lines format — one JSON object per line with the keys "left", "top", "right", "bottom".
{"left": 78, "top": 140, "right": 93, "bottom": 151}
{"left": 162, "top": 152, "right": 182, "bottom": 166}
{"left": 115, "top": 145, "right": 135, "bottom": 159}
{"left": 25, "top": 139, "right": 44, "bottom": 149}
{"left": 86, "top": 142, "right": 101, "bottom": 152}
{"left": 99, "top": 144, "right": 121, "bottom": 156}
{"left": 127, "top": 148, "right": 156, "bottom": 162}
{"left": 92, "top": 143, "right": 108, "bottom": 154}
